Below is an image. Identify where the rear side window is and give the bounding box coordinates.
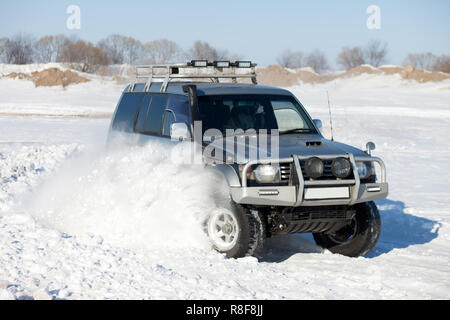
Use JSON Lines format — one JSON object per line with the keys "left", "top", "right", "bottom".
{"left": 134, "top": 95, "right": 152, "bottom": 133}
{"left": 162, "top": 111, "right": 176, "bottom": 137}
{"left": 111, "top": 93, "right": 145, "bottom": 132}
{"left": 135, "top": 95, "right": 168, "bottom": 135}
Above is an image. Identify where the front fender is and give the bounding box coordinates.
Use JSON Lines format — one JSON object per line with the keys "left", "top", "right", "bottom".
{"left": 208, "top": 164, "right": 241, "bottom": 187}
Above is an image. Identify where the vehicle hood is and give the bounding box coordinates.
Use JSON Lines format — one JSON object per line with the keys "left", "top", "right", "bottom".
{"left": 204, "top": 134, "right": 368, "bottom": 163}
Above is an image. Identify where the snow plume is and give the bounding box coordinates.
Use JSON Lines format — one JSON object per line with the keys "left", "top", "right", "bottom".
{"left": 25, "top": 139, "right": 230, "bottom": 251}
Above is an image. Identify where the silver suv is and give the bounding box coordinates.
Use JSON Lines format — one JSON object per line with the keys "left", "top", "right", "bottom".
{"left": 108, "top": 61, "right": 388, "bottom": 258}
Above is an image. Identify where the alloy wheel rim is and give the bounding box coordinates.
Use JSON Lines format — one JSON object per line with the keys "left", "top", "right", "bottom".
{"left": 207, "top": 210, "right": 239, "bottom": 251}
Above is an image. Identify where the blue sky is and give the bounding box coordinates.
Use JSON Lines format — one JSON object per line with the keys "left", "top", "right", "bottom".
{"left": 1, "top": 0, "right": 449, "bottom": 67}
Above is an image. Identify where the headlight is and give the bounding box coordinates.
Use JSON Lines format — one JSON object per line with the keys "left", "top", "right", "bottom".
{"left": 356, "top": 161, "right": 375, "bottom": 180}
{"left": 253, "top": 164, "right": 281, "bottom": 184}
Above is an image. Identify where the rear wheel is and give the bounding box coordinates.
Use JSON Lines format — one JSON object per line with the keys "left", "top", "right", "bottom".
{"left": 207, "top": 203, "right": 265, "bottom": 258}
{"left": 313, "top": 201, "right": 381, "bottom": 257}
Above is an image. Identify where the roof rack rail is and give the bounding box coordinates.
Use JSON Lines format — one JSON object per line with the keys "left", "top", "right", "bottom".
{"left": 129, "top": 61, "right": 258, "bottom": 93}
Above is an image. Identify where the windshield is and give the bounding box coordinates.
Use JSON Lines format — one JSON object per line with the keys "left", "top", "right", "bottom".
{"left": 198, "top": 95, "right": 316, "bottom": 135}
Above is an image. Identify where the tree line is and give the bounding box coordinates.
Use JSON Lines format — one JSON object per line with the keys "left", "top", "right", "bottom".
{"left": 278, "top": 39, "right": 450, "bottom": 74}
{"left": 0, "top": 33, "right": 448, "bottom": 74}
{"left": 0, "top": 33, "right": 241, "bottom": 73}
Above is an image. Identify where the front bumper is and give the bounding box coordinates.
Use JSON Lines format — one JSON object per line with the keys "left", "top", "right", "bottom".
{"left": 230, "top": 154, "right": 388, "bottom": 207}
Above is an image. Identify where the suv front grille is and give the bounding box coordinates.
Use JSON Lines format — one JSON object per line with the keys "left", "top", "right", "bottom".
{"left": 280, "top": 163, "right": 291, "bottom": 183}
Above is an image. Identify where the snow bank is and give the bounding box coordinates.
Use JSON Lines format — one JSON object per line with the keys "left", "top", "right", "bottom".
{"left": 0, "top": 63, "right": 75, "bottom": 76}
{"left": 257, "top": 64, "right": 450, "bottom": 87}
{"left": 0, "top": 144, "right": 82, "bottom": 212}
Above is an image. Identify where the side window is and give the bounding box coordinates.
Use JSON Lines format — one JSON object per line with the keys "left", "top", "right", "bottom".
{"left": 134, "top": 95, "right": 168, "bottom": 136}
{"left": 167, "top": 95, "right": 190, "bottom": 121}
{"left": 134, "top": 95, "right": 152, "bottom": 133}
{"left": 111, "top": 93, "right": 145, "bottom": 132}
{"left": 162, "top": 111, "right": 176, "bottom": 137}
{"left": 144, "top": 95, "right": 168, "bottom": 135}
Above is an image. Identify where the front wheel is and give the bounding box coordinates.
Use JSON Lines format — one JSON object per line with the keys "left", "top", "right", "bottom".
{"left": 207, "top": 203, "right": 265, "bottom": 259}
{"left": 313, "top": 201, "right": 381, "bottom": 257}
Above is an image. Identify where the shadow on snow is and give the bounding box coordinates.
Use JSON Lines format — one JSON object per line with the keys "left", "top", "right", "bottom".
{"left": 260, "top": 198, "right": 441, "bottom": 262}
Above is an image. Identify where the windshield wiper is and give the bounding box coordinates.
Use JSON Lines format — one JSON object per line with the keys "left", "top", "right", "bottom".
{"left": 280, "top": 128, "right": 315, "bottom": 135}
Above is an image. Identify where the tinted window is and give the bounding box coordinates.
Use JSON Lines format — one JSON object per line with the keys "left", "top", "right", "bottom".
{"left": 146, "top": 95, "right": 168, "bottom": 134}
{"left": 111, "top": 93, "right": 145, "bottom": 132}
{"left": 198, "top": 95, "right": 316, "bottom": 134}
{"left": 134, "top": 95, "right": 152, "bottom": 133}
{"left": 167, "top": 95, "right": 190, "bottom": 118}
{"left": 134, "top": 95, "right": 168, "bottom": 136}
{"left": 162, "top": 111, "right": 176, "bottom": 137}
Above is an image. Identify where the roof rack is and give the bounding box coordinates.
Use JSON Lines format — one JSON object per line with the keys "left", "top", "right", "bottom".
{"left": 129, "top": 61, "right": 258, "bottom": 93}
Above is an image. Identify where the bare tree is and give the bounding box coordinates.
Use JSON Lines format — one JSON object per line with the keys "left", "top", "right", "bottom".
{"left": 277, "top": 49, "right": 304, "bottom": 69}
{"left": 433, "top": 55, "right": 450, "bottom": 73}
{"left": 62, "top": 40, "right": 110, "bottom": 73}
{"left": 305, "top": 50, "right": 329, "bottom": 74}
{"left": 53, "top": 35, "right": 73, "bottom": 63}
{"left": 364, "top": 40, "right": 388, "bottom": 67}
{"left": 337, "top": 46, "right": 365, "bottom": 70}
{"left": 98, "top": 34, "right": 127, "bottom": 64}
{"left": 403, "top": 52, "right": 437, "bottom": 71}
{"left": 34, "top": 35, "right": 57, "bottom": 63}
{"left": 277, "top": 49, "right": 292, "bottom": 68}
{"left": 34, "top": 34, "right": 72, "bottom": 63}
{"left": 97, "top": 35, "right": 142, "bottom": 65}
{"left": 143, "top": 39, "right": 183, "bottom": 64}
{"left": 5, "top": 33, "right": 35, "bottom": 64}
{"left": 216, "top": 48, "right": 233, "bottom": 61}
{"left": 188, "top": 40, "right": 220, "bottom": 61}
{"left": 122, "top": 37, "right": 143, "bottom": 65}
{"left": 188, "top": 40, "right": 242, "bottom": 63}
{"left": 0, "top": 37, "right": 9, "bottom": 63}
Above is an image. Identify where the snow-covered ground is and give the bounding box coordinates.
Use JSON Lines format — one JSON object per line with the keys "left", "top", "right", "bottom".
{"left": 0, "top": 66, "right": 449, "bottom": 300}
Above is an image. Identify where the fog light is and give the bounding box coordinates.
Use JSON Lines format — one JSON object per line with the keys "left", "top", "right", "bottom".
{"left": 331, "top": 157, "right": 351, "bottom": 179}
{"left": 304, "top": 157, "right": 324, "bottom": 179}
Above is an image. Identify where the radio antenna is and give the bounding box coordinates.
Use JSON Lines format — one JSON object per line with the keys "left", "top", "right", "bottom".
{"left": 326, "top": 90, "right": 334, "bottom": 141}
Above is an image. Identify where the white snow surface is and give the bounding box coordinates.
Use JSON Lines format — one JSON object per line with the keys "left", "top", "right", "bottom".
{"left": 0, "top": 63, "right": 123, "bottom": 118}
{"left": 0, "top": 65, "right": 449, "bottom": 300}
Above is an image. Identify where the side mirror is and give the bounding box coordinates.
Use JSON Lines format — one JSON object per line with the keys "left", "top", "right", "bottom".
{"left": 366, "top": 141, "right": 376, "bottom": 155}
{"left": 170, "top": 122, "right": 191, "bottom": 141}
{"left": 313, "top": 119, "right": 323, "bottom": 130}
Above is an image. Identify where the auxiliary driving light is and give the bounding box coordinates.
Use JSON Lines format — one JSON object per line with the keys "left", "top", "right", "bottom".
{"left": 214, "top": 61, "right": 231, "bottom": 68}
{"left": 331, "top": 157, "right": 352, "bottom": 179}
{"left": 304, "top": 157, "right": 324, "bottom": 179}
{"left": 236, "top": 61, "right": 252, "bottom": 68}
{"left": 190, "top": 60, "right": 208, "bottom": 67}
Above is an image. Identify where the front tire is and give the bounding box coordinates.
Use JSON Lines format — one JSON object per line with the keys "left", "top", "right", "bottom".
{"left": 313, "top": 201, "right": 381, "bottom": 257}
{"left": 207, "top": 203, "right": 265, "bottom": 258}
